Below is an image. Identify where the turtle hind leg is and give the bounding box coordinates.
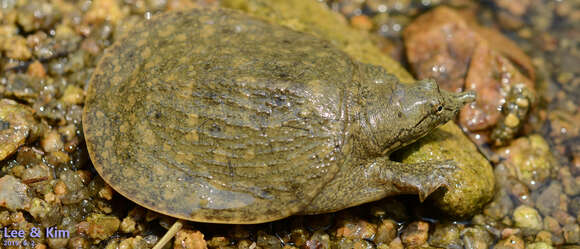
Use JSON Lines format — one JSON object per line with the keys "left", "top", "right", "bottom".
{"left": 300, "top": 157, "right": 457, "bottom": 215}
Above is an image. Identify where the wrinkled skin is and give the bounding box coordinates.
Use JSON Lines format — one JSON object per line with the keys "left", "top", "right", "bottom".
{"left": 83, "top": 8, "right": 475, "bottom": 224}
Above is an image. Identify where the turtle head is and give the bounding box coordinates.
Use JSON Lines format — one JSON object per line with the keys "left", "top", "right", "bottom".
{"left": 357, "top": 76, "right": 475, "bottom": 155}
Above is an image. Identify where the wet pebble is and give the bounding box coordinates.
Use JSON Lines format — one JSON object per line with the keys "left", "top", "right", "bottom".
{"left": 496, "top": 135, "right": 556, "bottom": 190}
{"left": 462, "top": 226, "right": 494, "bottom": 249}
{"left": 40, "top": 129, "right": 64, "bottom": 153}
{"left": 2, "top": 36, "right": 31, "bottom": 60}
{"left": 335, "top": 237, "right": 374, "bottom": 249}
{"left": 16, "top": 1, "right": 60, "bottom": 32}
{"left": 513, "top": 205, "right": 543, "bottom": 231}
{"left": 119, "top": 236, "right": 150, "bottom": 249}
{"left": 374, "top": 219, "right": 397, "bottom": 244}
{"left": 27, "top": 60, "right": 47, "bottom": 78}
{"left": 562, "top": 224, "right": 580, "bottom": 244}
{"left": 536, "top": 182, "right": 564, "bottom": 216}
{"left": 47, "top": 237, "right": 68, "bottom": 248}
{"left": 560, "top": 167, "right": 580, "bottom": 196}
{"left": 527, "top": 242, "right": 554, "bottom": 249}
{"left": 484, "top": 187, "right": 514, "bottom": 220}
{"left": 80, "top": 213, "right": 121, "bottom": 242}
{"left": 256, "top": 230, "right": 282, "bottom": 249}
{"left": 569, "top": 196, "right": 580, "bottom": 217}
{"left": 289, "top": 228, "right": 309, "bottom": 247}
{"left": 60, "top": 85, "right": 85, "bottom": 105}
{"left": 400, "top": 221, "right": 429, "bottom": 248}
{"left": 429, "top": 222, "right": 463, "bottom": 249}
{"left": 305, "top": 230, "right": 331, "bottom": 249}
{"left": 0, "top": 175, "right": 31, "bottom": 210}
{"left": 0, "top": 99, "right": 41, "bottom": 161}
{"left": 335, "top": 217, "right": 377, "bottom": 240}
{"left": 206, "top": 236, "right": 230, "bottom": 248}
{"left": 174, "top": 229, "right": 208, "bottom": 249}
{"left": 493, "top": 235, "right": 525, "bottom": 249}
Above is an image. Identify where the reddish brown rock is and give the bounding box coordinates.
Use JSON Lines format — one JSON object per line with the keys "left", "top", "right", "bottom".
{"left": 404, "top": 6, "right": 536, "bottom": 146}
{"left": 404, "top": 7, "right": 478, "bottom": 92}
{"left": 461, "top": 42, "right": 534, "bottom": 133}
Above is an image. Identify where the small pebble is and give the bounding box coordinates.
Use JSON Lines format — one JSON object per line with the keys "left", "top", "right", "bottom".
{"left": 207, "top": 236, "right": 230, "bottom": 247}
{"left": 54, "top": 180, "right": 67, "bottom": 196}
{"left": 350, "top": 15, "right": 373, "bottom": 31}
{"left": 68, "top": 237, "right": 90, "bottom": 249}
{"left": 535, "top": 231, "right": 553, "bottom": 244}
{"left": 493, "top": 235, "right": 524, "bottom": 249}
{"left": 388, "top": 237, "right": 404, "bottom": 249}
{"left": 553, "top": 210, "right": 575, "bottom": 226}
{"left": 305, "top": 230, "right": 330, "bottom": 249}
{"left": 536, "top": 182, "right": 563, "bottom": 216}
{"left": 40, "top": 130, "right": 64, "bottom": 153}
{"left": 256, "top": 230, "right": 281, "bottom": 249}
{"left": 27, "top": 61, "right": 47, "bottom": 78}
{"left": 84, "top": 213, "right": 121, "bottom": 241}
{"left": 0, "top": 175, "right": 31, "bottom": 210}
{"left": 429, "top": 222, "right": 463, "bottom": 248}
{"left": 563, "top": 224, "right": 580, "bottom": 244}
{"left": 504, "top": 113, "right": 520, "bottom": 128}
{"left": 174, "top": 230, "right": 208, "bottom": 249}
{"left": 120, "top": 216, "right": 137, "bottom": 234}
{"left": 513, "top": 205, "right": 543, "bottom": 230}
{"left": 119, "top": 236, "right": 149, "bottom": 249}
{"left": 543, "top": 216, "right": 562, "bottom": 234}
{"left": 47, "top": 238, "right": 69, "bottom": 248}
{"left": 463, "top": 226, "right": 493, "bottom": 249}
{"left": 4, "top": 36, "right": 32, "bottom": 60}
{"left": 289, "top": 228, "right": 309, "bottom": 247}
{"left": 401, "top": 221, "right": 429, "bottom": 248}
{"left": 98, "top": 185, "right": 114, "bottom": 200}
{"left": 336, "top": 218, "right": 377, "bottom": 240}
{"left": 374, "top": 219, "right": 397, "bottom": 244}
{"left": 527, "top": 242, "right": 554, "bottom": 249}
{"left": 33, "top": 243, "right": 47, "bottom": 249}
{"left": 61, "top": 85, "right": 85, "bottom": 105}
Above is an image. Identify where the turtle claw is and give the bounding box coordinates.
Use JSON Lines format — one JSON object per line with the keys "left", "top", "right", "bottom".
{"left": 380, "top": 160, "right": 457, "bottom": 202}
{"left": 416, "top": 160, "right": 457, "bottom": 202}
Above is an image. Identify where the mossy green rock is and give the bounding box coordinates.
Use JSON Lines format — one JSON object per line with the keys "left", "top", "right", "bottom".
{"left": 222, "top": 0, "right": 494, "bottom": 217}
{"left": 394, "top": 122, "right": 495, "bottom": 216}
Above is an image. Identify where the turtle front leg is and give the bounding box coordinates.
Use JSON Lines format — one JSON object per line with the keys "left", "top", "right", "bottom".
{"left": 301, "top": 156, "right": 457, "bottom": 215}
{"left": 369, "top": 159, "right": 457, "bottom": 202}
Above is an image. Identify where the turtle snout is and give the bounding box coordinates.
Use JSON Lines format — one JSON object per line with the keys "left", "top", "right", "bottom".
{"left": 457, "top": 91, "right": 476, "bottom": 105}
{"left": 446, "top": 91, "right": 476, "bottom": 110}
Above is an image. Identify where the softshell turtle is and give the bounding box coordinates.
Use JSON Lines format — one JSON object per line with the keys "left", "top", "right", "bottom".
{"left": 83, "top": 8, "right": 475, "bottom": 224}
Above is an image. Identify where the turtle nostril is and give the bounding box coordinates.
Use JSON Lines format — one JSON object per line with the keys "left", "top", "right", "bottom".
{"left": 456, "top": 91, "right": 476, "bottom": 105}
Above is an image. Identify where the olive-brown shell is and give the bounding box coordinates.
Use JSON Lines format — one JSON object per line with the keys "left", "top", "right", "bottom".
{"left": 83, "top": 9, "right": 356, "bottom": 223}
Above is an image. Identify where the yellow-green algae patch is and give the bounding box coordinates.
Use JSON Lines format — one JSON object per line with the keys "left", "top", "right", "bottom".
{"left": 222, "top": 0, "right": 494, "bottom": 217}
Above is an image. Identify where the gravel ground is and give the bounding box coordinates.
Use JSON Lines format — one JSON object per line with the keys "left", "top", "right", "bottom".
{"left": 0, "top": 0, "right": 578, "bottom": 248}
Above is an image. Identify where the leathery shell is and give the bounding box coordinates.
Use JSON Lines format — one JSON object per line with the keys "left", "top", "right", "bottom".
{"left": 83, "top": 8, "right": 356, "bottom": 223}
